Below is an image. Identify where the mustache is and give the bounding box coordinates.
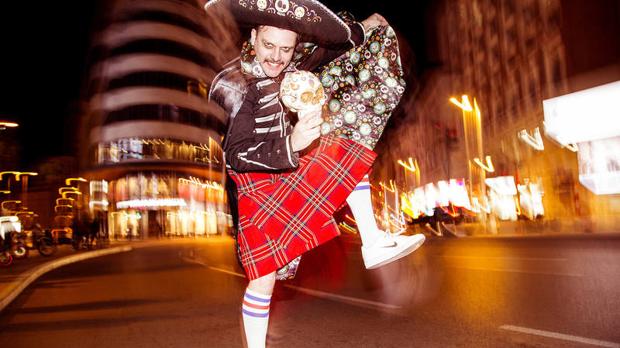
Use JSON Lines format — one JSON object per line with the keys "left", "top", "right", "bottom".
{"left": 264, "top": 59, "right": 283, "bottom": 64}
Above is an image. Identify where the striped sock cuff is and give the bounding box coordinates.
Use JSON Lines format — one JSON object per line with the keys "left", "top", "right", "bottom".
{"left": 354, "top": 174, "right": 371, "bottom": 191}
{"left": 242, "top": 288, "right": 271, "bottom": 318}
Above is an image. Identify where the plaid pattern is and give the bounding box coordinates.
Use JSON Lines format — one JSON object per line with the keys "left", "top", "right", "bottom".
{"left": 229, "top": 135, "right": 376, "bottom": 280}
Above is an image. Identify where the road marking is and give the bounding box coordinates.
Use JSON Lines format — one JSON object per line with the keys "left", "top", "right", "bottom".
{"left": 179, "top": 257, "right": 247, "bottom": 278}
{"left": 283, "top": 284, "right": 401, "bottom": 311}
{"left": 500, "top": 325, "right": 620, "bottom": 348}
{"left": 445, "top": 265, "right": 583, "bottom": 277}
{"left": 208, "top": 266, "right": 246, "bottom": 278}
{"left": 206, "top": 265, "right": 401, "bottom": 311}
{"left": 441, "top": 255, "right": 568, "bottom": 262}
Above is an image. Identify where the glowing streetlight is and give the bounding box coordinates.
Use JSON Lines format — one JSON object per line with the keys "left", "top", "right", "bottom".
{"left": 449, "top": 95, "right": 474, "bottom": 196}
{"left": 0, "top": 171, "right": 21, "bottom": 180}
{"left": 0, "top": 121, "right": 19, "bottom": 131}
{"left": 379, "top": 180, "right": 396, "bottom": 193}
{"left": 65, "top": 177, "right": 87, "bottom": 186}
{"left": 473, "top": 155, "right": 495, "bottom": 173}
{"left": 518, "top": 127, "right": 544, "bottom": 151}
{"left": 58, "top": 187, "right": 81, "bottom": 195}
{"left": 449, "top": 95, "right": 473, "bottom": 112}
{"left": 397, "top": 157, "right": 420, "bottom": 189}
{"left": 56, "top": 198, "right": 74, "bottom": 206}
{"left": 61, "top": 191, "right": 82, "bottom": 200}
{"left": 0, "top": 172, "right": 38, "bottom": 206}
{"left": 1, "top": 200, "right": 21, "bottom": 213}
{"left": 0, "top": 171, "right": 38, "bottom": 191}
{"left": 450, "top": 95, "right": 490, "bottom": 224}
{"left": 54, "top": 204, "right": 74, "bottom": 214}
{"left": 397, "top": 157, "right": 416, "bottom": 172}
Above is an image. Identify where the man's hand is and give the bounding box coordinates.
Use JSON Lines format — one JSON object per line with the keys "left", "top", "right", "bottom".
{"left": 361, "top": 13, "right": 388, "bottom": 32}
{"left": 290, "top": 109, "right": 322, "bottom": 152}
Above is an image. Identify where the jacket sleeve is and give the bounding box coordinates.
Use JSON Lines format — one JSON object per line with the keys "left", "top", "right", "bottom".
{"left": 223, "top": 84, "right": 299, "bottom": 172}
{"left": 298, "top": 20, "right": 366, "bottom": 71}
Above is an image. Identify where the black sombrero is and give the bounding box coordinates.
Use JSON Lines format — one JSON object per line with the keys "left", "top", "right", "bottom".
{"left": 202, "top": 0, "right": 353, "bottom": 47}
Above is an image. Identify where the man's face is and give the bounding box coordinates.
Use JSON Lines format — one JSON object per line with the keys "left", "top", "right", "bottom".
{"left": 251, "top": 26, "right": 297, "bottom": 78}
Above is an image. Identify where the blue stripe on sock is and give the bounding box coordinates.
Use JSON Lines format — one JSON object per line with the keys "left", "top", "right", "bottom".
{"left": 245, "top": 292, "right": 271, "bottom": 303}
{"left": 354, "top": 185, "right": 371, "bottom": 191}
{"left": 242, "top": 309, "right": 270, "bottom": 318}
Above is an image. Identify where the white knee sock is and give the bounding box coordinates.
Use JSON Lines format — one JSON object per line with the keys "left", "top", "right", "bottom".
{"left": 346, "top": 174, "right": 381, "bottom": 247}
{"left": 242, "top": 288, "right": 271, "bottom": 348}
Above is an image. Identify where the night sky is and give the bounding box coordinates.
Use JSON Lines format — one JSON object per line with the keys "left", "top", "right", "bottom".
{"left": 0, "top": 0, "right": 432, "bottom": 170}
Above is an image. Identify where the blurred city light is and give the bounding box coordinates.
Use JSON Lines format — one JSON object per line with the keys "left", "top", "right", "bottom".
{"left": 116, "top": 198, "right": 188, "bottom": 209}
{"left": 518, "top": 127, "right": 545, "bottom": 151}
{"left": 0, "top": 121, "right": 19, "bottom": 130}
{"left": 58, "top": 187, "right": 81, "bottom": 195}
{"left": 544, "top": 80, "right": 620, "bottom": 195}
{"left": 449, "top": 95, "right": 473, "bottom": 112}
{"left": 65, "top": 177, "right": 87, "bottom": 186}
{"left": 543, "top": 81, "right": 620, "bottom": 144}
{"left": 473, "top": 156, "right": 495, "bottom": 173}
{"left": 397, "top": 157, "right": 417, "bottom": 172}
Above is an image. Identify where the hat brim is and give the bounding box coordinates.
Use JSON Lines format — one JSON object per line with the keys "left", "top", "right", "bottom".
{"left": 204, "top": 0, "right": 352, "bottom": 47}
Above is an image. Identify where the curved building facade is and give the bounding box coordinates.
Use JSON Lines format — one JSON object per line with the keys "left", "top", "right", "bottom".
{"left": 82, "top": 0, "right": 231, "bottom": 239}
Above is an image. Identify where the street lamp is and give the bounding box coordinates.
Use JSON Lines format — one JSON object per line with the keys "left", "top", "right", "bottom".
{"left": 450, "top": 95, "right": 490, "bottom": 223}
{"left": 449, "top": 95, "right": 474, "bottom": 196}
{"left": 449, "top": 96, "right": 473, "bottom": 112}
{"left": 58, "top": 187, "right": 81, "bottom": 195}
{"left": 0, "top": 171, "right": 21, "bottom": 180}
{"left": 1, "top": 200, "right": 21, "bottom": 214}
{"left": 0, "top": 171, "right": 38, "bottom": 206}
{"left": 54, "top": 204, "right": 74, "bottom": 214}
{"left": 473, "top": 155, "right": 495, "bottom": 173}
{"left": 0, "top": 171, "right": 38, "bottom": 183}
{"left": 0, "top": 121, "right": 19, "bottom": 131}
{"left": 65, "top": 177, "right": 87, "bottom": 186}
{"left": 56, "top": 198, "right": 74, "bottom": 206}
{"left": 397, "top": 157, "right": 419, "bottom": 190}
{"left": 61, "top": 191, "right": 82, "bottom": 200}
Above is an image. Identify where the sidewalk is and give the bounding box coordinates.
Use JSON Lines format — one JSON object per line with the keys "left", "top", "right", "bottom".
{"left": 0, "top": 237, "right": 233, "bottom": 313}
{"left": 0, "top": 242, "right": 133, "bottom": 312}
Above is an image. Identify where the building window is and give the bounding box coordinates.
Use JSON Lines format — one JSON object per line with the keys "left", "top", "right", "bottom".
{"left": 107, "top": 71, "right": 208, "bottom": 98}
{"left": 103, "top": 104, "right": 226, "bottom": 133}
{"left": 109, "top": 39, "right": 209, "bottom": 66}
{"left": 115, "top": 11, "right": 207, "bottom": 36}
{"left": 94, "top": 137, "right": 224, "bottom": 167}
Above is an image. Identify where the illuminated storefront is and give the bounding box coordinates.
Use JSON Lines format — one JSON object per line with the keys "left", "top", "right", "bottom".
{"left": 92, "top": 173, "right": 229, "bottom": 239}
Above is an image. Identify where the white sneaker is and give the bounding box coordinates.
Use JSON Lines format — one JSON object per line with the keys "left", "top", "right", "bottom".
{"left": 361, "top": 232, "right": 425, "bottom": 269}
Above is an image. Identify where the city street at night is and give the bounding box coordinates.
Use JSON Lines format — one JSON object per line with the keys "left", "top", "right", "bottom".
{"left": 0, "top": 234, "right": 618, "bottom": 347}
{"left": 1, "top": 0, "right": 619, "bottom": 347}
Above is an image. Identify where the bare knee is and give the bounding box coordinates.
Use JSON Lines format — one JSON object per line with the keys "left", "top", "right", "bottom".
{"left": 247, "top": 272, "right": 276, "bottom": 295}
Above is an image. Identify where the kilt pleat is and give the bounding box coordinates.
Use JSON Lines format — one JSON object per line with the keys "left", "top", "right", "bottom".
{"left": 229, "top": 135, "right": 376, "bottom": 280}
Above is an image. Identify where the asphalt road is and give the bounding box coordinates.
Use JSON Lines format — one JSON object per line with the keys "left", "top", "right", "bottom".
{"left": 0, "top": 235, "right": 618, "bottom": 348}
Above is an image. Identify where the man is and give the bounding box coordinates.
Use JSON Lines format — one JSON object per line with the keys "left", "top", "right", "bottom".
{"left": 205, "top": 1, "right": 424, "bottom": 346}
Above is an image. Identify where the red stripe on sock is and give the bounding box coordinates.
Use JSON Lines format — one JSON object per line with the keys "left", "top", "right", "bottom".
{"left": 243, "top": 301, "right": 270, "bottom": 310}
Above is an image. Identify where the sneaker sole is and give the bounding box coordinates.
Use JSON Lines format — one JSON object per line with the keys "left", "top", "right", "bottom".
{"left": 364, "top": 235, "right": 425, "bottom": 269}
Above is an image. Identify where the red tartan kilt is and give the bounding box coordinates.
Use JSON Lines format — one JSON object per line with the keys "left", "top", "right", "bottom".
{"left": 229, "top": 135, "right": 376, "bottom": 280}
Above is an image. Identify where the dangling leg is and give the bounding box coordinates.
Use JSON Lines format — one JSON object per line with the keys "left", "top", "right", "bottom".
{"left": 242, "top": 272, "right": 276, "bottom": 348}
{"left": 346, "top": 174, "right": 381, "bottom": 246}
{"left": 317, "top": 25, "right": 425, "bottom": 269}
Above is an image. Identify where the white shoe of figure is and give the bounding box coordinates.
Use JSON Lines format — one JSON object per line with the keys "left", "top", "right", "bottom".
{"left": 361, "top": 232, "right": 425, "bottom": 269}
